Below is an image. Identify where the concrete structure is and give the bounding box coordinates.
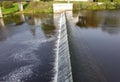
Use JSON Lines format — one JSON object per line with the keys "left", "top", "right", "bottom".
{"left": 32, "top": 0, "right": 39, "bottom": 1}
{"left": 54, "top": 0, "right": 92, "bottom": 1}
{"left": 54, "top": 12, "right": 73, "bottom": 82}
{"left": 18, "top": 2, "right": 23, "bottom": 11}
{"left": 0, "top": 7, "right": 2, "bottom": 18}
{"left": 53, "top": 3, "right": 73, "bottom": 13}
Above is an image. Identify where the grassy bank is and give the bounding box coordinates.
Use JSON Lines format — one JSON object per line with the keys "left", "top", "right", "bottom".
{"left": 73, "top": 2, "right": 120, "bottom": 11}
{"left": 1, "top": 1, "right": 120, "bottom": 15}
{"left": 1, "top": 2, "right": 27, "bottom": 15}
{"left": 25, "top": 1, "right": 120, "bottom": 14}
{"left": 24, "top": 1, "right": 53, "bottom": 14}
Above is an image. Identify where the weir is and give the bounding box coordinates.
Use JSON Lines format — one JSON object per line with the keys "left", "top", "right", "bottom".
{"left": 54, "top": 12, "right": 73, "bottom": 82}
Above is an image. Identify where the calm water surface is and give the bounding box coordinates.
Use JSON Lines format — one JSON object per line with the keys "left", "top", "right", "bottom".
{"left": 0, "top": 14, "right": 57, "bottom": 82}
{"left": 68, "top": 10, "right": 120, "bottom": 82}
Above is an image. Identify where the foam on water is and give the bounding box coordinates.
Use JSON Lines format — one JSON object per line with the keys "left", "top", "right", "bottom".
{"left": 3, "top": 65, "right": 33, "bottom": 82}
{"left": 0, "top": 30, "right": 56, "bottom": 82}
{"left": 9, "top": 37, "right": 55, "bottom": 62}
{"left": 53, "top": 12, "right": 73, "bottom": 82}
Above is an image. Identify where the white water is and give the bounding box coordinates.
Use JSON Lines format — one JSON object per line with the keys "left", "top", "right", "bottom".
{"left": 3, "top": 65, "right": 33, "bottom": 82}
{"left": 54, "top": 12, "right": 73, "bottom": 82}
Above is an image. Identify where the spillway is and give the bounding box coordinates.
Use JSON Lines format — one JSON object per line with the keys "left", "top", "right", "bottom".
{"left": 54, "top": 12, "right": 73, "bottom": 82}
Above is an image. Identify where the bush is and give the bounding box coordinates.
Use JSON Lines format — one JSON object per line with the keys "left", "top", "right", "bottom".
{"left": 114, "top": 2, "right": 120, "bottom": 9}
{"left": 25, "top": 1, "right": 53, "bottom": 13}
{"left": 103, "top": 2, "right": 115, "bottom": 9}
{"left": 114, "top": 0, "right": 120, "bottom": 2}
{"left": 73, "top": 2, "right": 81, "bottom": 11}
{"left": 98, "top": 0, "right": 109, "bottom": 2}
{"left": 2, "top": 1, "right": 13, "bottom": 9}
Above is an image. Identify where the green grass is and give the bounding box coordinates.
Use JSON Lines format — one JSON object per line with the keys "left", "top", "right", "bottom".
{"left": 24, "top": 1, "right": 53, "bottom": 14}
{"left": 73, "top": 2, "right": 120, "bottom": 10}
{"left": 2, "top": 2, "right": 27, "bottom": 15}
{"left": 1, "top": 1, "right": 120, "bottom": 15}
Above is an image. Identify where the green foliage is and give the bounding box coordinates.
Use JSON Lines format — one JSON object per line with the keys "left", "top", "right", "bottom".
{"left": 25, "top": 1, "right": 53, "bottom": 13}
{"left": 73, "top": 2, "right": 118, "bottom": 10}
{"left": 2, "top": 1, "right": 13, "bottom": 9}
{"left": 113, "top": 0, "right": 120, "bottom": 9}
{"left": 114, "top": 2, "right": 120, "bottom": 9}
{"left": 114, "top": 0, "right": 120, "bottom": 2}
{"left": 2, "top": 3, "right": 18, "bottom": 15}
{"left": 2, "top": 2, "right": 27, "bottom": 15}
{"left": 98, "top": 0, "right": 109, "bottom": 2}
{"left": 87, "top": 2, "right": 99, "bottom": 10}
{"left": 73, "top": 2, "right": 81, "bottom": 11}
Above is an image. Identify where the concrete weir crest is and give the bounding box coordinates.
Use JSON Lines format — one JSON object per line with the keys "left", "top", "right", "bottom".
{"left": 54, "top": 12, "right": 73, "bottom": 82}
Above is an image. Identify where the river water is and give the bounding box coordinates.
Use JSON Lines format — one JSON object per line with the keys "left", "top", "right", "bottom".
{"left": 1, "top": 10, "right": 120, "bottom": 82}
{"left": 0, "top": 14, "right": 57, "bottom": 82}
{"left": 67, "top": 10, "right": 120, "bottom": 82}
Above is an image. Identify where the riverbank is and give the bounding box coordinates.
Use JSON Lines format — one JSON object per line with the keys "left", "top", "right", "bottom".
{"left": 23, "top": 1, "right": 120, "bottom": 14}
{"left": 1, "top": 1, "right": 120, "bottom": 15}
{"left": 73, "top": 2, "right": 120, "bottom": 11}
{"left": 23, "top": 1, "right": 53, "bottom": 14}
{"left": 1, "top": 2, "right": 27, "bottom": 15}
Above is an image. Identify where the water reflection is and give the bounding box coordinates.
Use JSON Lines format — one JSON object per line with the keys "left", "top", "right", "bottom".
{"left": 30, "top": 27, "right": 36, "bottom": 36}
{"left": 76, "top": 15, "right": 86, "bottom": 27}
{"left": 0, "top": 18, "right": 8, "bottom": 41}
{"left": 72, "top": 10, "right": 120, "bottom": 82}
{"left": 41, "top": 16, "right": 56, "bottom": 38}
{"left": 0, "top": 13, "right": 57, "bottom": 82}
{"left": 76, "top": 10, "right": 120, "bottom": 35}
{"left": 1, "top": 14, "right": 56, "bottom": 40}
{"left": 20, "top": 14, "right": 25, "bottom": 23}
{"left": 0, "top": 18, "right": 5, "bottom": 27}
{"left": 101, "top": 11, "right": 120, "bottom": 35}
{"left": 25, "top": 14, "right": 56, "bottom": 38}
{"left": 4, "top": 15, "right": 23, "bottom": 25}
{"left": 41, "top": 14, "right": 56, "bottom": 38}
{"left": 0, "top": 13, "right": 57, "bottom": 44}
{"left": 76, "top": 11, "right": 99, "bottom": 28}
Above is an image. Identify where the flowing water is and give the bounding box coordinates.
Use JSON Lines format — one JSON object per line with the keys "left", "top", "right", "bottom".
{"left": 56, "top": 13, "right": 73, "bottom": 82}
{"left": 0, "top": 14, "right": 57, "bottom": 82}
{"left": 67, "top": 10, "right": 120, "bottom": 82}
{"left": 1, "top": 10, "right": 120, "bottom": 82}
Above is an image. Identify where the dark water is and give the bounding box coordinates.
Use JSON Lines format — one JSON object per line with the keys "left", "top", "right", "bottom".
{"left": 0, "top": 14, "right": 57, "bottom": 82}
{"left": 67, "top": 10, "right": 120, "bottom": 82}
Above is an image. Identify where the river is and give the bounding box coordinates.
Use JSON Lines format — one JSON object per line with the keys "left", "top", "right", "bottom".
{"left": 1, "top": 10, "right": 120, "bottom": 82}
{"left": 67, "top": 10, "right": 120, "bottom": 82}
{"left": 0, "top": 14, "right": 57, "bottom": 82}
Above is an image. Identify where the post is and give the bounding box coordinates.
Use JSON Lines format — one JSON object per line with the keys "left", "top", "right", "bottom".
{"left": 68, "top": 0, "right": 70, "bottom": 3}
{"left": 18, "top": 2, "right": 23, "bottom": 11}
{"left": 53, "top": 4, "right": 73, "bottom": 13}
{"left": 0, "top": 6, "right": 2, "bottom": 18}
{"left": 33, "top": 0, "right": 39, "bottom": 1}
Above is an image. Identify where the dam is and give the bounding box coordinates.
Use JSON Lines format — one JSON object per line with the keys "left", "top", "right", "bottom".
{"left": 54, "top": 12, "right": 73, "bottom": 82}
